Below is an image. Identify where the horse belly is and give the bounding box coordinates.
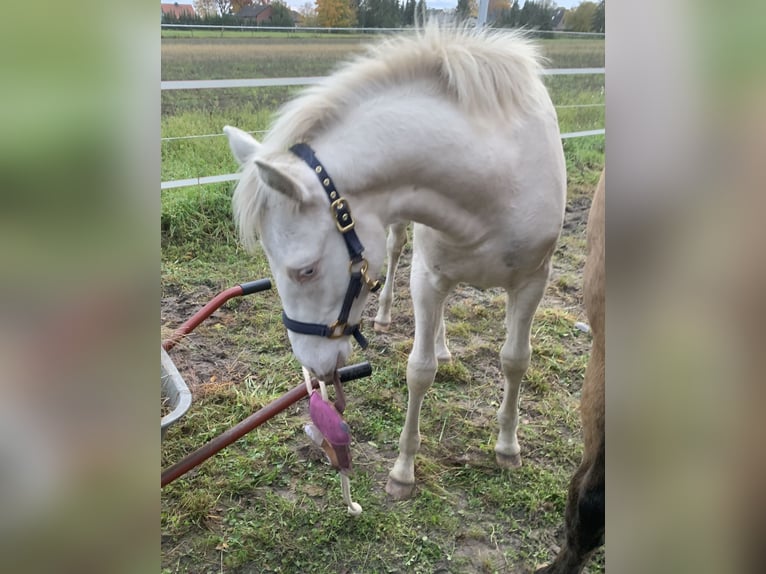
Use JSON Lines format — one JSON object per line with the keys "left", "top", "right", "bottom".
{"left": 418, "top": 231, "right": 555, "bottom": 289}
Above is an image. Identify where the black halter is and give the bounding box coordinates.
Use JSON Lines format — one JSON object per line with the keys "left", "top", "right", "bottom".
{"left": 281, "top": 143, "right": 381, "bottom": 349}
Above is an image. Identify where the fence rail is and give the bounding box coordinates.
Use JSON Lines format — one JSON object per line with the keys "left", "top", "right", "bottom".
{"left": 160, "top": 23, "right": 606, "bottom": 37}
{"left": 161, "top": 68, "right": 604, "bottom": 91}
{"left": 161, "top": 105, "right": 604, "bottom": 143}
{"left": 160, "top": 129, "right": 605, "bottom": 190}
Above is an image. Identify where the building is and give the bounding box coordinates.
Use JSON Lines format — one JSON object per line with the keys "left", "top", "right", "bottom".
{"left": 161, "top": 2, "right": 196, "bottom": 20}
{"left": 235, "top": 3, "right": 274, "bottom": 25}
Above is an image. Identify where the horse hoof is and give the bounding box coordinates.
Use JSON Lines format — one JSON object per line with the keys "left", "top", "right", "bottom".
{"left": 496, "top": 452, "right": 522, "bottom": 469}
{"left": 347, "top": 502, "right": 363, "bottom": 516}
{"left": 385, "top": 476, "right": 415, "bottom": 500}
{"left": 436, "top": 351, "right": 452, "bottom": 364}
{"left": 373, "top": 321, "right": 390, "bottom": 333}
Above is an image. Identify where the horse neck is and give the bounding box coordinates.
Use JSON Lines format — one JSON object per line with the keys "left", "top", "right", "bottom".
{"left": 310, "top": 91, "right": 496, "bottom": 238}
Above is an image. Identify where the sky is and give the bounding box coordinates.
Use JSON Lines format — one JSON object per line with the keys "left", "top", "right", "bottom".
{"left": 169, "top": 0, "right": 584, "bottom": 12}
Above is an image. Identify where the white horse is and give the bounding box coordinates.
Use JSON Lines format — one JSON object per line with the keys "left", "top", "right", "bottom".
{"left": 225, "top": 24, "right": 566, "bottom": 499}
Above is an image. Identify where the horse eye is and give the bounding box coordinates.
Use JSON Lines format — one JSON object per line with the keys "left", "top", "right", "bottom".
{"left": 291, "top": 264, "right": 319, "bottom": 283}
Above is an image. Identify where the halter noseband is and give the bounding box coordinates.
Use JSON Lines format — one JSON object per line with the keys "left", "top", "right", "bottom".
{"left": 281, "top": 143, "right": 380, "bottom": 349}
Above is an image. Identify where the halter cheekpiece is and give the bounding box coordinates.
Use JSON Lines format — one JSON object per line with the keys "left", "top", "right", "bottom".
{"left": 281, "top": 143, "right": 381, "bottom": 349}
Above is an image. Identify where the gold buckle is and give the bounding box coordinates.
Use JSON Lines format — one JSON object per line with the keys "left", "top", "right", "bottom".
{"left": 330, "top": 197, "right": 355, "bottom": 233}
{"left": 327, "top": 320, "right": 348, "bottom": 339}
{"left": 350, "top": 259, "right": 380, "bottom": 291}
{"left": 366, "top": 276, "right": 381, "bottom": 291}
{"left": 349, "top": 259, "right": 368, "bottom": 275}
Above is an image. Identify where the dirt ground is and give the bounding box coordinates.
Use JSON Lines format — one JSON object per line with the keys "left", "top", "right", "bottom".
{"left": 161, "top": 188, "right": 600, "bottom": 573}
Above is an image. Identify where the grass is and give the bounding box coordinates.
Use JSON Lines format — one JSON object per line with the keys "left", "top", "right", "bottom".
{"left": 161, "top": 29, "right": 393, "bottom": 40}
{"left": 161, "top": 36, "right": 603, "bottom": 82}
{"left": 161, "top": 34, "right": 604, "bottom": 573}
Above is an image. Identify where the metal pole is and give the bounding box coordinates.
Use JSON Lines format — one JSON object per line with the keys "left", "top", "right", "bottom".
{"left": 161, "top": 361, "right": 373, "bottom": 487}
{"left": 162, "top": 279, "right": 272, "bottom": 352}
{"left": 477, "top": 0, "right": 489, "bottom": 27}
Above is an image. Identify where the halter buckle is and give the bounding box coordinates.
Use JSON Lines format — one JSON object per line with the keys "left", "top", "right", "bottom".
{"left": 366, "top": 277, "right": 382, "bottom": 292}
{"left": 330, "top": 198, "right": 355, "bottom": 233}
{"left": 327, "top": 320, "right": 349, "bottom": 339}
{"left": 350, "top": 259, "right": 381, "bottom": 292}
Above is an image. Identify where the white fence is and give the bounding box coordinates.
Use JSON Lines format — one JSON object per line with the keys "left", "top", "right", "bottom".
{"left": 160, "top": 127, "right": 605, "bottom": 191}
{"left": 160, "top": 23, "right": 605, "bottom": 37}
{"left": 161, "top": 68, "right": 605, "bottom": 92}
{"left": 161, "top": 45, "right": 604, "bottom": 190}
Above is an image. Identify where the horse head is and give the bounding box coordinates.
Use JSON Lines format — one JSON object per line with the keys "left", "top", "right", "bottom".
{"left": 225, "top": 125, "right": 386, "bottom": 382}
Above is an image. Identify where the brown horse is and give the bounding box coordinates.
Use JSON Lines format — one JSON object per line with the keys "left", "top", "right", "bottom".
{"left": 538, "top": 170, "right": 605, "bottom": 573}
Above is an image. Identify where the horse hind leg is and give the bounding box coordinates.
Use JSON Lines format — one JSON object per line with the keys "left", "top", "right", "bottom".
{"left": 374, "top": 222, "right": 408, "bottom": 333}
{"left": 536, "top": 438, "right": 604, "bottom": 574}
{"left": 538, "top": 170, "right": 606, "bottom": 573}
{"left": 434, "top": 311, "right": 452, "bottom": 364}
{"left": 495, "top": 265, "right": 551, "bottom": 468}
{"left": 374, "top": 222, "right": 451, "bottom": 361}
{"left": 537, "top": 351, "right": 605, "bottom": 571}
{"left": 386, "top": 250, "right": 453, "bottom": 499}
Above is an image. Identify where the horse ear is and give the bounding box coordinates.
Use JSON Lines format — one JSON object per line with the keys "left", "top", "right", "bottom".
{"left": 223, "top": 125, "right": 261, "bottom": 166}
{"left": 255, "top": 158, "right": 307, "bottom": 204}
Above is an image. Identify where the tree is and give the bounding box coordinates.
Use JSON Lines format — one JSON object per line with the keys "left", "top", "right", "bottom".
{"left": 509, "top": 0, "right": 520, "bottom": 25}
{"left": 592, "top": 0, "right": 605, "bottom": 33}
{"left": 214, "top": 0, "right": 233, "bottom": 15}
{"left": 516, "top": 0, "right": 555, "bottom": 30}
{"left": 316, "top": 0, "right": 356, "bottom": 27}
{"left": 564, "top": 1, "right": 597, "bottom": 32}
{"left": 495, "top": 0, "right": 521, "bottom": 27}
{"left": 359, "top": 0, "right": 401, "bottom": 27}
{"left": 414, "top": 0, "right": 426, "bottom": 24}
{"left": 231, "top": 0, "right": 253, "bottom": 13}
{"left": 455, "top": 0, "right": 471, "bottom": 20}
{"left": 267, "top": 1, "right": 295, "bottom": 26}
{"left": 402, "top": 0, "right": 415, "bottom": 25}
{"left": 193, "top": 0, "right": 218, "bottom": 17}
{"left": 487, "top": 0, "right": 509, "bottom": 22}
{"left": 299, "top": 1, "right": 320, "bottom": 26}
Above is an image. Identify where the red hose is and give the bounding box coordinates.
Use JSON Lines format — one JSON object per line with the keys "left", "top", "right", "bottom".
{"left": 162, "top": 279, "right": 271, "bottom": 351}
{"left": 161, "top": 361, "right": 372, "bottom": 487}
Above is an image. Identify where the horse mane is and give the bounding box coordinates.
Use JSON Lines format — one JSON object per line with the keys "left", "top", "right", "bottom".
{"left": 263, "top": 23, "right": 549, "bottom": 151}
{"left": 234, "top": 24, "right": 549, "bottom": 249}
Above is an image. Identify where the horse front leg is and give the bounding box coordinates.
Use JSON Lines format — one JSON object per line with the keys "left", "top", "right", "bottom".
{"left": 495, "top": 265, "right": 551, "bottom": 468}
{"left": 374, "top": 222, "right": 408, "bottom": 332}
{"left": 386, "top": 250, "right": 451, "bottom": 500}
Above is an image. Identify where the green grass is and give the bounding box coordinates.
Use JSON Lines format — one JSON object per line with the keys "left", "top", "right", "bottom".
{"left": 160, "top": 31, "right": 604, "bottom": 70}
{"left": 161, "top": 36, "right": 603, "bottom": 81}
{"left": 161, "top": 35, "right": 604, "bottom": 574}
{"left": 161, "top": 29, "right": 392, "bottom": 40}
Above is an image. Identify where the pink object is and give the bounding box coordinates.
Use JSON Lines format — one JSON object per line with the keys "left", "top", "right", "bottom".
{"left": 308, "top": 392, "right": 351, "bottom": 471}
{"left": 309, "top": 393, "right": 350, "bottom": 445}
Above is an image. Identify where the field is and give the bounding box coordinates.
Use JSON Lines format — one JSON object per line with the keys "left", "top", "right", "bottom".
{"left": 161, "top": 34, "right": 605, "bottom": 573}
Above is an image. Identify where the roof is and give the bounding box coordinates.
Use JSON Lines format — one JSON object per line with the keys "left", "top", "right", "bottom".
{"left": 161, "top": 3, "right": 196, "bottom": 18}
{"left": 236, "top": 5, "right": 272, "bottom": 18}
